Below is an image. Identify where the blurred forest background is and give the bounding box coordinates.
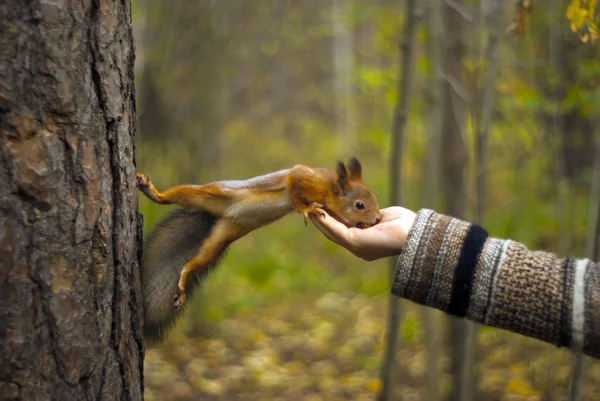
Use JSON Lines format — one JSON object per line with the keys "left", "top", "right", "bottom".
{"left": 133, "top": 0, "right": 600, "bottom": 400}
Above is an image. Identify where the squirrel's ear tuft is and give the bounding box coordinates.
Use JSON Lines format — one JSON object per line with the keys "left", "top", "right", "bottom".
{"left": 336, "top": 161, "right": 350, "bottom": 193}
{"left": 347, "top": 157, "right": 362, "bottom": 182}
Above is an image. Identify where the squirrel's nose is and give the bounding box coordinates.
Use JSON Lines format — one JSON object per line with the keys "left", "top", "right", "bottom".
{"left": 375, "top": 213, "right": 383, "bottom": 224}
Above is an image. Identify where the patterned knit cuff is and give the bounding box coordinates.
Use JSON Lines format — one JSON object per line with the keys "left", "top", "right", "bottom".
{"left": 391, "top": 209, "right": 435, "bottom": 299}
{"left": 392, "top": 209, "right": 488, "bottom": 316}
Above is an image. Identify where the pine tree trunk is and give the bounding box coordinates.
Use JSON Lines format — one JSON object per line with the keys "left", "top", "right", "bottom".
{"left": 0, "top": 1, "right": 143, "bottom": 400}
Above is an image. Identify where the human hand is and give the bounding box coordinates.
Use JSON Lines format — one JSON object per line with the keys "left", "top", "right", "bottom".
{"left": 309, "top": 206, "right": 417, "bottom": 261}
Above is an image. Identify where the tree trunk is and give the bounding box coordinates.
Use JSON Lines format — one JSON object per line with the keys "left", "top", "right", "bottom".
{"left": 586, "top": 128, "right": 600, "bottom": 263}
{"left": 378, "top": 1, "right": 420, "bottom": 400}
{"left": 469, "top": 3, "right": 504, "bottom": 398}
{"left": 475, "top": 0, "right": 503, "bottom": 225}
{"left": 0, "top": 2, "right": 143, "bottom": 400}
{"left": 569, "top": 132, "right": 600, "bottom": 400}
{"left": 440, "top": 2, "right": 473, "bottom": 401}
{"left": 419, "top": 1, "right": 445, "bottom": 400}
{"left": 333, "top": 0, "right": 357, "bottom": 155}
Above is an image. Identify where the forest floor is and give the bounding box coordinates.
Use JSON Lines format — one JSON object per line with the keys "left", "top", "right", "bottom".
{"left": 144, "top": 292, "right": 600, "bottom": 401}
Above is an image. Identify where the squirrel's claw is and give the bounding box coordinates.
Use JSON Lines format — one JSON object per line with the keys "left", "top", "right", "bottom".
{"left": 301, "top": 203, "right": 326, "bottom": 226}
{"left": 173, "top": 291, "right": 186, "bottom": 310}
{"left": 309, "top": 203, "right": 325, "bottom": 215}
{"left": 136, "top": 172, "right": 151, "bottom": 189}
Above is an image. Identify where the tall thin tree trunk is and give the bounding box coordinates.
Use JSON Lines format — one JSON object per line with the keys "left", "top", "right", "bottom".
{"left": 545, "top": 1, "right": 573, "bottom": 400}
{"left": 558, "top": 0, "right": 586, "bottom": 399}
{"left": 378, "top": 1, "right": 420, "bottom": 400}
{"left": 441, "top": 2, "right": 471, "bottom": 401}
{"left": 586, "top": 128, "right": 600, "bottom": 262}
{"left": 469, "top": 0, "right": 485, "bottom": 140}
{"left": 569, "top": 135, "right": 600, "bottom": 401}
{"left": 471, "top": 3, "right": 504, "bottom": 398}
{"left": 333, "top": 0, "right": 357, "bottom": 155}
{"left": 0, "top": 2, "right": 143, "bottom": 400}
{"left": 420, "top": 1, "right": 445, "bottom": 400}
{"left": 271, "top": 1, "right": 289, "bottom": 112}
{"left": 475, "top": 0, "right": 503, "bottom": 224}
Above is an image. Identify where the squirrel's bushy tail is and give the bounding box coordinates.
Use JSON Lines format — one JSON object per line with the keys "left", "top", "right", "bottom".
{"left": 141, "top": 209, "right": 224, "bottom": 341}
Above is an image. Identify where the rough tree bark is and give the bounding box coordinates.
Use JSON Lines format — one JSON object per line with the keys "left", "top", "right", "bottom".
{"left": 0, "top": 1, "right": 143, "bottom": 400}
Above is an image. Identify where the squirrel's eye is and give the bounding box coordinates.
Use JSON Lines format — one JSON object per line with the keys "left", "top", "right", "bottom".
{"left": 355, "top": 201, "right": 365, "bottom": 210}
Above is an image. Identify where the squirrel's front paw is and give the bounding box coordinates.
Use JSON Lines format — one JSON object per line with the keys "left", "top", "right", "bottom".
{"left": 301, "top": 203, "right": 326, "bottom": 226}
{"left": 309, "top": 202, "right": 325, "bottom": 216}
{"left": 136, "top": 173, "right": 151, "bottom": 189}
{"left": 173, "top": 290, "right": 186, "bottom": 310}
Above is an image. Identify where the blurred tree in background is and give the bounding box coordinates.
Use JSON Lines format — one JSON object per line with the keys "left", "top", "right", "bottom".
{"left": 134, "top": 0, "right": 600, "bottom": 400}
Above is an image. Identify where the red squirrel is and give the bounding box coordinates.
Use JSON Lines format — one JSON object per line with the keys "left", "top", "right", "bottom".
{"left": 137, "top": 157, "right": 382, "bottom": 340}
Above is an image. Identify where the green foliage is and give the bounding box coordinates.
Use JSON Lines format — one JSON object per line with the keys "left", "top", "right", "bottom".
{"left": 401, "top": 316, "right": 420, "bottom": 341}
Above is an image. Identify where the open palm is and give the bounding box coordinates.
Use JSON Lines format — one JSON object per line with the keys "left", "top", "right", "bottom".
{"left": 309, "top": 206, "right": 416, "bottom": 261}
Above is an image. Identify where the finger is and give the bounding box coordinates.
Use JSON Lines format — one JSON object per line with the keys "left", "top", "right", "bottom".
{"left": 308, "top": 210, "right": 346, "bottom": 243}
{"left": 308, "top": 210, "right": 352, "bottom": 248}
{"left": 308, "top": 213, "right": 340, "bottom": 245}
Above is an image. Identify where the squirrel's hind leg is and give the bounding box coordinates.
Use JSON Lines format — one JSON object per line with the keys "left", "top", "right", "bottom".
{"left": 137, "top": 173, "right": 166, "bottom": 204}
{"left": 136, "top": 173, "right": 231, "bottom": 214}
{"left": 173, "top": 220, "right": 242, "bottom": 309}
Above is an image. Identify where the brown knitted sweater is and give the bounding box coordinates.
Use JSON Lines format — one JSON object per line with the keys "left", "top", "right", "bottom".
{"left": 393, "top": 209, "right": 600, "bottom": 359}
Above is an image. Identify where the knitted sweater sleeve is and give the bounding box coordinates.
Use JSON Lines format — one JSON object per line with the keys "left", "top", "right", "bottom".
{"left": 393, "top": 209, "right": 600, "bottom": 359}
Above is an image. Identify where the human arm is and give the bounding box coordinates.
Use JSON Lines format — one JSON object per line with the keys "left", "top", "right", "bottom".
{"left": 310, "top": 208, "right": 600, "bottom": 359}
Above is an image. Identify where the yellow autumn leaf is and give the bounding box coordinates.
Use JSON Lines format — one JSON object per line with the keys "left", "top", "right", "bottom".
{"left": 367, "top": 378, "right": 381, "bottom": 393}
{"left": 506, "top": 377, "right": 538, "bottom": 396}
{"left": 567, "top": 1, "right": 580, "bottom": 20}
{"left": 567, "top": 0, "right": 599, "bottom": 43}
